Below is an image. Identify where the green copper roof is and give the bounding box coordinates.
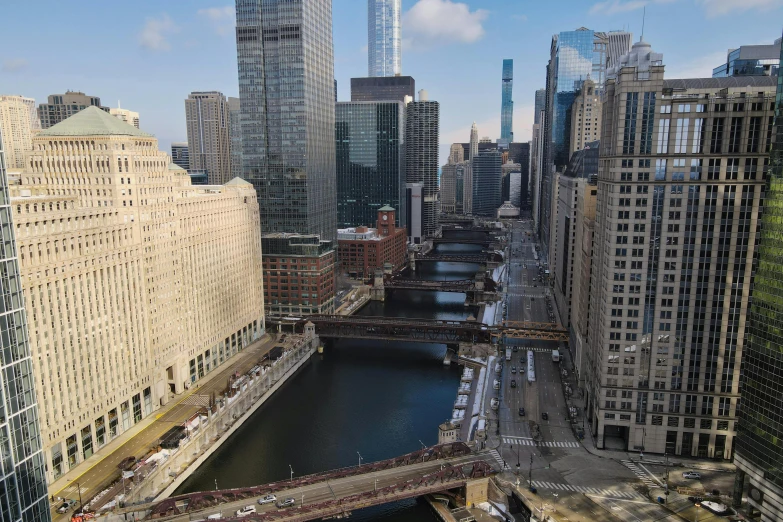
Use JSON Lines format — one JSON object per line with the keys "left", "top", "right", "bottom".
{"left": 225, "top": 177, "right": 253, "bottom": 187}
{"left": 39, "top": 106, "right": 153, "bottom": 138}
{"left": 378, "top": 205, "right": 396, "bottom": 211}
{"left": 168, "top": 162, "right": 186, "bottom": 171}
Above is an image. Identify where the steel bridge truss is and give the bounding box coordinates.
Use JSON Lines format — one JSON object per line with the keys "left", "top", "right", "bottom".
{"left": 415, "top": 254, "right": 500, "bottom": 264}
{"left": 149, "top": 443, "right": 474, "bottom": 519}
{"left": 431, "top": 237, "right": 492, "bottom": 246}
{"left": 384, "top": 279, "right": 475, "bottom": 293}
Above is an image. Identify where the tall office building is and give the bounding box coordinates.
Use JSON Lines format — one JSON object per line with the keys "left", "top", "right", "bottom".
{"left": 449, "top": 143, "right": 464, "bottom": 164}
{"left": 109, "top": 104, "right": 140, "bottom": 128}
{"left": 368, "top": 0, "right": 401, "bottom": 77}
{"left": 228, "top": 96, "right": 243, "bottom": 179}
{"left": 569, "top": 78, "right": 602, "bottom": 155}
{"left": 15, "top": 107, "right": 265, "bottom": 482}
{"left": 185, "top": 91, "right": 232, "bottom": 185}
{"left": 733, "top": 35, "right": 783, "bottom": 522}
{"left": 350, "top": 76, "right": 415, "bottom": 102}
{"left": 501, "top": 59, "right": 514, "bottom": 141}
{"left": 471, "top": 150, "right": 502, "bottom": 217}
{"left": 535, "top": 88, "right": 546, "bottom": 125}
{"left": 405, "top": 92, "right": 439, "bottom": 237}
{"left": 470, "top": 122, "right": 478, "bottom": 160}
{"left": 713, "top": 37, "right": 781, "bottom": 78}
{"left": 37, "top": 91, "right": 108, "bottom": 129}
{"left": 0, "top": 125, "right": 51, "bottom": 522}
{"left": 0, "top": 95, "right": 36, "bottom": 168}
{"left": 336, "top": 100, "right": 406, "bottom": 228}
{"left": 585, "top": 41, "right": 777, "bottom": 461}
{"left": 501, "top": 160, "right": 521, "bottom": 203}
{"left": 236, "top": 0, "right": 337, "bottom": 317}
{"left": 541, "top": 28, "right": 631, "bottom": 263}
{"left": 171, "top": 142, "right": 190, "bottom": 171}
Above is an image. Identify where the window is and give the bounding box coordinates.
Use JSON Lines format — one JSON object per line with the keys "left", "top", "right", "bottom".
{"left": 657, "top": 118, "right": 670, "bottom": 153}
{"left": 655, "top": 159, "right": 667, "bottom": 181}
{"left": 623, "top": 92, "right": 639, "bottom": 154}
{"left": 660, "top": 105, "right": 672, "bottom": 114}
{"left": 710, "top": 117, "right": 725, "bottom": 153}
{"left": 728, "top": 117, "right": 743, "bottom": 153}
{"left": 674, "top": 119, "right": 689, "bottom": 153}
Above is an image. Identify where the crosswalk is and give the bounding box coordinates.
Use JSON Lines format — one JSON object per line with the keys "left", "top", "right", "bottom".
{"left": 621, "top": 459, "right": 661, "bottom": 487}
{"left": 489, "top": 449, "right": 506, "bottom": 469}
{"left": 501, "top": 436, "right": 580, "bottom": 448}
{"left": 530, "top": 480, "right": 646, "bottom": 500}
{"left": 180, "top": 394, "right": 211, "bottom": 407}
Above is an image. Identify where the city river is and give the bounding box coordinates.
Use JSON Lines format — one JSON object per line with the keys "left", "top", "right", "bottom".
{"left": 177, "top": 236, "right": 487, "bottom": 521}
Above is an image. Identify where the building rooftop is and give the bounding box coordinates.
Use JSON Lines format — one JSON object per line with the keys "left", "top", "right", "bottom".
{"left": 168, "top": 162, "right": 186, "bottom": 172}
{"left": 39, "top": 106, "right": 153, "bottom": 138}
{"left": 378, "top": 205, "right": 396, "bottom": 211}
{"left": 663, "top": 76, "right": 778, "bottom": 90}
{"left": 225, "top": 177, "right": 253, "bottom": 187}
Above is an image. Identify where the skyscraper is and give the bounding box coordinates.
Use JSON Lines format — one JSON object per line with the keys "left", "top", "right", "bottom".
{"left": 37, "top": 91, "right": 108, "bottom": 128}
{"left": 236, "top": 0, "right": 337, "bottom": 317}
{"left": 350, "top": 76, "right": 415, "bottom": 102}
{"left": 228, "top": 96, "right": 243, "bottom": 179}
{"left": 585, "top": 41, "right": 777, "bottom": 461}
{"left": 405, "top": 91, "right": 439, "bottom": 237}
{"left": 368, "top": 0, "right": 401, "bottom": 77}
{"left": 569, "top": 77, "right": 601, "bottom": 155}
{"left": 336, "top": 100, "right": 406, "bottom": 228}
{"left": 185, "top": 91, "right": 232, "bottom": 185}
{"left": 471, "top": 150, "right": 502, "bottom": 217}
{"left": 0, "top": 124, "right": 51, "bottom": 522}
{"left": 449, "top": 143, "right": 464, "bottom": 164}
{"left": 712, "top": 37, "right": 781, "bottom": 78}
{"left": 0, "top": 95, "right": 35, "bottom": 168}
{"left": 109, "top": 104, "right": 140, "bottom": 128}
{"left": 171, "top": 142, "right": 190, "bottom": 171}
{"left": 501, "top": 59, "right": 514, "bottom": 141}
{"left": 733, "top": 34, "right": 783, "bottom": 522}
{"left": 540, "top": 28, "right": 631, "bottom": 263}
{"left": 534, "top": 88, "right": 546, "bottom": 125}
{"left": 470, "top": 122, "right": 478, "bottom": 160}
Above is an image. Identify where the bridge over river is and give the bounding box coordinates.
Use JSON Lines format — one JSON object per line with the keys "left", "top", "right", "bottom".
{"left": 148, "top": 443, "right": 495, "bottom": 521}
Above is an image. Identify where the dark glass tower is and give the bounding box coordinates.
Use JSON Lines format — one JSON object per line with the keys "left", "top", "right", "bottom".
{"left": 236, "top": 0, "right": 337, "bottom": 317}
{"left": 336, "top": 101, "right": 406, "bottom": 228}
{"left": 501, "top": 59, "right": 513, "bottom": 141}
{"left": 0, "top": 127, "right": 51, "bottom": 522}
{"left": 734, "top": 35, "right": 783, "bottom": 520}
{"left": 405, "top": 98, "right": 439, "bottom": 237}
{"left": 471, "top": 150, "right": 502, "bottom": 217}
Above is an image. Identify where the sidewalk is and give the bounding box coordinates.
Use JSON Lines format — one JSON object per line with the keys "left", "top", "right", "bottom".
{"left": 49, "top": 333, "right": 277, "bottom": 505}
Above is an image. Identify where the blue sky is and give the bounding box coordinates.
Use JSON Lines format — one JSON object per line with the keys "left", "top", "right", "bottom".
{"left": 1, "top": 0, "right": 781, "bottom": 161}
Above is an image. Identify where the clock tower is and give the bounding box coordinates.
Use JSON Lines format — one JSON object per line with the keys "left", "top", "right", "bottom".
{"left": 377, "top": 205, "right": 396, "bottom": 237}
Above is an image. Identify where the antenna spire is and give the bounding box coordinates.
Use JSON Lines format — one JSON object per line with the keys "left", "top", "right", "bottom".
{"left": 641, "top": 6, "right": 646, "bottom": 41}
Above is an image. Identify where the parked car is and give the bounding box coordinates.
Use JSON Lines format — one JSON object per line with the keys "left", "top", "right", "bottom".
{"left": 541, "top": 412, "right": 549, "bottom": 420}
{"left": 682, "top": 471, "right": 702, "bottom": 480}
{"left": 207, "top": 514, "right": 223, "bottom": 520}
{"left": 276, "top": 498, "right": 296, "bottom": 509}
{"left": 57, "top": 500, "right": 77, "bottom": 514}
{"left": 518, "top": 407, "right": 526, "bottom": 416}
{"left": 258, "top": 494, "right": 277, "bottom": 505}
{"left": 235, "top": 506, "right": 257, "bottom": 517}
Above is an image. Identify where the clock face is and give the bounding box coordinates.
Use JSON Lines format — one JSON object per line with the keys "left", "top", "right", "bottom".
{"left": 382, "top": 214, "right": 388, "bottom": 221}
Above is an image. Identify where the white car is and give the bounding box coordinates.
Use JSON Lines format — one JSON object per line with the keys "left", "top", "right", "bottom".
{"left": 258, "top": 494, "right": 277, "bottom": 505}
{"left": 682, "top": 471, "right": 701, "bottom": 479}
{"left": 700, "top": 501, "right": 729, "bottom": 515}
{"left": 235, "top": 505, "right": 257, "bottom": 517}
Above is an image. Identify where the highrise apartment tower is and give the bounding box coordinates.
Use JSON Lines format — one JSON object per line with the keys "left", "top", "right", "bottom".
{"left": 733, "top": 34, "right": 783, "bottom": 522}
{"left": 236, "top": 0, "right": 337, "bottom": 317}
{"left": 405, "top": 92, "right": 439, "bottom": 237}
{"left": 0, "top": 125, "right": 51, "bottom": 522}
{"left": 501, "top": 59, "right": 514, "bottom": 141}
{"left": 534, "top": 88, "right": 546, "bottom": 125}
{"left": 228, "top": 96, "right": 243, "bottom": 179}
{"left": 171, "top": 142, "right": 189, "bottom": 171}
{"left": 586, "top": 41, "right": 777, "bottom": 461}
{"left": 185, "top": 91, "right": 232, "bottom": 185}
{"left": 368, "top": 0, "right": 401, "bottom": 77}
{"left": 0, "top": 95, "right": 35, "bottom": 168}
{"left": 37, "top": 91, "right": 108, "bottom": 129}
{"left": 109, "top": 104, "right": 140, "bottom": 128}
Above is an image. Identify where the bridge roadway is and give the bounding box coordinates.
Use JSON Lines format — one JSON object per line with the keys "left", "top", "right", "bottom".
{"left": 149, "top": 443, "right": 496, "bottom": 521}
{"left": 431, "top": 237, "right": 492, "bottom": 246}
{"left": 296, "top": 315, "right": 569, "bottom": 343}
{"left": 415, "top": 253, "right": 503, "bottom": 264}
{"left": 382, "top": 277, "right": 497, "bottom": 294}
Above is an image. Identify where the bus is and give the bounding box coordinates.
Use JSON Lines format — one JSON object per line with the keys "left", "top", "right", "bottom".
{"left": 506, "top": 348, "right": 512, "bottom": 361}
{"left": 552, "top": 349, "right": 560, "bottom": 363}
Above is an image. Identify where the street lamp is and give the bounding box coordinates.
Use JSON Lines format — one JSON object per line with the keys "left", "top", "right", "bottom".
{"left": 289, "top": 464, "right": 294, "bottom": 482}
{"left": 357, "top": 451, "right": 363, "bottom": 466}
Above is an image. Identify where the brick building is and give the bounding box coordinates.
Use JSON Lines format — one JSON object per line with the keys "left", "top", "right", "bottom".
{"left": 338, "top": 206, "right": 407, "bottom": 279}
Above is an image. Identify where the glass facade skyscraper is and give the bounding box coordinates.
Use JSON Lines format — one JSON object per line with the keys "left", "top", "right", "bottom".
{"left": 368, "top": 0, "right": 401, "bottom": 77}
{"left": 501, "top": 59, "right": 514, "bottom": 141}
{"left": 734, "top": 35, "right": 783, "bottom": 522}
{"left": 236, "top": 0, "right": 337, "bottom": 317}
{"left": 0, "top": 127, "right": 51, "bottom": 522}
{"left": 350, "top": 76, "right": 415, "bottom": 103}
{"left": 336, "top": 101, "right": 406, "bottom": 229}
{"left": 405, "top": 99, "right": 439, "bottom": 237}
{"left": 471, "top": 150, "right": 502, "bottom": 217}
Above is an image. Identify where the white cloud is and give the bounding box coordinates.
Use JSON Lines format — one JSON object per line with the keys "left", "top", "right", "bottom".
{"left": 197, "top": 6, "right": 236, "bottom": 35}
{"left": 664, "top": 51, "right": 727, "bottom": 79}
{"left": 696, "top": 0, "right": 783, "bottom": 16}
{"left": 2, "top": 58, "right": 28, "bottom": 72}
{"left": 403, "top": 0, "right": 489, "bottom": 46}
{"left": 138, "top": 14, "right": 178, "bottom": 51}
